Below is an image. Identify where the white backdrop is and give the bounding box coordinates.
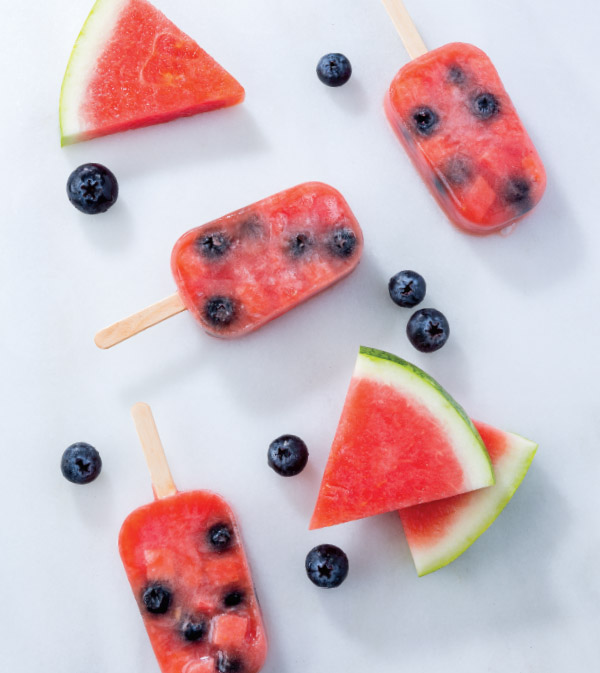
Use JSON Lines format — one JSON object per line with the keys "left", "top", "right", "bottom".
{"left": 1, "top": 0, "right": 599, "bottom": 671}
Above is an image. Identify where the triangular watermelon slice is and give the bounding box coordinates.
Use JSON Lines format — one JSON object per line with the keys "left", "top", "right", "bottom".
{"left": 309, "top": 347, "right": 495, "bottom": 530}
{"left": 399, "top": 420, "right": 537, "bottom": 576}
{"left": 60, "top": 0, "right": 245, "bottom": 145}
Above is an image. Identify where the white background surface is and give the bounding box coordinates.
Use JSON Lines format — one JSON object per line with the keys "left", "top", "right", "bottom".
{"left": 1, "top": 0, "right": 599, "bottom": 670}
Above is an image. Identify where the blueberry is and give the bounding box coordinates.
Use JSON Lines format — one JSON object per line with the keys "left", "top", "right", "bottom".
{"left": 388, "top": 270, "right": 426, "bottom": 308}
{"left": 142, "top": 584, "right": 171, "bottom": 614}
{"left": 328, "top": 227, "right": 357, "bottom": 258}
{"left": 181, "top": 618, "right": 207, "bottom": 642}
{"left": 447, "top": 65, "right": 465, "bottom": 84}
{"left": 288, "top": 232, "right": 314, "bottom": 257}
{"left": 406, "top": 308, "right": 450, "bottom": 353}
{"left": 503, "top": 176, "right": 531, "bottom": 206}
{"left": 472, "top": 92, "right": 499, "bottom": 120}
{"left": 208, "top": 523, "right": 234, "bottom": 552}
{"left": 60, "top": 442, "right": 102, "bottom": 484}
{"left": 217, "top": 652, "right": 243, "bottom": 672}
{"left": 66, "top": 163, "right": 118, "bottom": 214}
{"left": 223, "top": 590, "right": 244, "bottom": 608}
{"left": 268, "top": 435, "right": 309, "bottom": 477}
{"left": 441, "top": 155, "right": 472, "bottom": 186}
{"left": 196, "top": 232, "right": 231, "bottom": 258}
{"left": 204, "top": 296, "right": 236, "bottom": 327}
{"left": 412, "top": 107, "right": 439, "bottom": 136}
{"left": 316, "top": 53, "right": 352, "bottom": 87}
{"left": 305, "top": 544, "right": 349, "bottom": 588}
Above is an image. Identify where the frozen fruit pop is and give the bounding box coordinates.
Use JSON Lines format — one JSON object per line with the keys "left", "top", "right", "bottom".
{"left": 95, "top": 182, "right": 363, "bottom": 347}
{"left": 382, "top": 0, "right": 546, "bottom": 234}
{"left": 120, "top": 403, "right": 267, "bottom": 673}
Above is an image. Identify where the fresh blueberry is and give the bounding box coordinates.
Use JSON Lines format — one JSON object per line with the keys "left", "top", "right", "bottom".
{"left": 412, "top": 107, "right": 439, "bottom": 136}
{"left": 204, "top": 296, "right": 236, "bottom": 327}
{"left": 328, "top": 227, "right": 357, "bottom": 258}
{"left": 60, "top": 442, "right": 102, "bottom": 484}
{"left": 316, "top": 53, "right": 352, "bottom": 87}
{"left": 223, "top": 590, "right": 244, "bottom": 608}
{"left": 196, "top": 232, "right": 231, "bottom": 258}
{"left": 305, "top": 544, "right": 349, "bottom": 588}
{"left": 441, "top": 155, "right": 473, "bottom": 186}
{"left": 66, "top": 163, "right": 118, "bottom": 214}
{"left": 472, "top": 92, "right": 499, "bottom": 120}
{"left": 447, "top": 65, "right": 465, "bottom": 85}
{"left": 208, "top": 523, "right": 234, "bottom": 552}
{"left": 503, "top": 176, "right": 531, "bottom": 208}
{"left": 288, "top": 233, "right": 314, "bottom": 257}
{"left": 388, "top": 270, "right": 426, "bottom": 308}
{"left": 217, "top": 652, "right": 243, "bottom": 672}
{"left": 268, "top": 435, "right": 309, "bottom": 477}
{"left": 406, "top": 308, "right": 450, "bottom": 353}
{"left": 181, "top": 618, "right": 207, "bottom": 642}
{"left": 142, "top": 584, "right": 171, "bottom": 614}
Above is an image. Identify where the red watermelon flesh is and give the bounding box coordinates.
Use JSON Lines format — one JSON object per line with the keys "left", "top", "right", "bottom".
{"left": 60, "top": 0, "right": 244, "bottom": 145}
{"left": 399, "top": 420, "right": 537, "bottom": 576}
{"left": 119, "top": 490, "right": 267, "bottom": 673}
{"left": 309, "top": 347, "right": 494, "bottom": 530}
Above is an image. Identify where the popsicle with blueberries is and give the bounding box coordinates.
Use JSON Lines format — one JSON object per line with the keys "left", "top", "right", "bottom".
{"left": 120, "top": 403, "right": 267, "bottom": 673}
{"left": 382, "top": 0, "right": 546, "bottom": 234}
{"left": 95, "top": 182, "right": 363, "bottom": 348}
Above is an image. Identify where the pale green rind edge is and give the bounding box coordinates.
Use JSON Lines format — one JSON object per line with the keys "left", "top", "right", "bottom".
{"left": 413, "top": 435, "right": 538, "bottom": 577}
{"left": 358, "top": 346, "right": 494, "bottom": 481}
{"left": 59, "top": 0, "right": 105, "bottom": 146}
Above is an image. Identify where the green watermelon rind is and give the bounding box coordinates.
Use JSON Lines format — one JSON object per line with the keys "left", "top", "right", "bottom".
{"left": 60, "top": 0, "right": 127, "bottom": 146}
{"left": 358, "top": 346, "right": 494, "bottom": 485}
{"left": 400, "top": 426, "right": 537, "bottom": 577}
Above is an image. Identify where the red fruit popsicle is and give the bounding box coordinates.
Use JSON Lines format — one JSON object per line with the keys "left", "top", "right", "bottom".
{"left": 95, "top": 182, "right": 363, "bottom": 347}
{"left": 382, "top": 0, "right": 546, "bottom": 234}
{"left": 120, "top": 403, "right": 267, "bottom": 673}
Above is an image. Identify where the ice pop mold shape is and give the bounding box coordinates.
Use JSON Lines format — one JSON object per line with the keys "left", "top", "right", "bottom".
{"left": 95, "top": 182, "right": 363, "bottom": 347}
{"left": 382, "top": 0, "right": 546, "bottom": 234}
{"left": 120, "top": 403, "right": 267, "bottom": 673}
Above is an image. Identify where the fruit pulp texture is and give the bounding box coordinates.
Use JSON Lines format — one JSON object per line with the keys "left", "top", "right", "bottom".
{"left": 385, "top": 43, "right": 546, "bottom": 234}
{"left": 310, "top": 377, "right": 471, "bottom": 529}
{"left": 399, "top": 420, "right": 532, "bottom": 549}
{"left": 119, "top": 491, "right": 267, "bottom": 673}
{"left": 171, "top": 182, "right": 363, "bottom": 338}
{"left": 80, "top": 0, "right": 244, "bottom": 141}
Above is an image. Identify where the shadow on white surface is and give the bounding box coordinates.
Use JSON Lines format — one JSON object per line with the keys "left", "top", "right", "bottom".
{"left": 61, "top": 105, "right": 269, "bottom": 180}
{"left": 312, "top": 464, "right": 566, "bottom": 662}
{"left": 77, "top": 199, "right": 137, "bottom": 252}
{"left": 117, "top": 252, "right": 389, "bottom": 414}
{"left": 319, "top": 77, "right": 370, "bottom": 117}
{"left": 466, "top": 166, "right": 585, "bottom": 293}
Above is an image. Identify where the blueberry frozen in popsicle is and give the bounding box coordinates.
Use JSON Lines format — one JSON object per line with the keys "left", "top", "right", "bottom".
{"left": 95, "top": 182, "right": 363, "bottom": 347}
{"left": 120, "top": 403, "right": 267, "bottom": 673}
{"left": 382, "top": 0, "right": 546, "bottom": 234}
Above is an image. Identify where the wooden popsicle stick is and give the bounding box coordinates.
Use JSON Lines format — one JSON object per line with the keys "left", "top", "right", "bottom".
{"left": 131, "top": 402, "right": 177, "bottom": 500}
{"left": 382, "top": 0, "right": 428, "bottom": 59}
{"left": 94, "top": 293, "right": 186, "bottom": 350}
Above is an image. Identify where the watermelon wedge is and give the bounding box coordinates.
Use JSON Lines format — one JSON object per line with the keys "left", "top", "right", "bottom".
{"left": 399, "top": 420, "right": 537, "bottom": 576}
{"left": 60, "top": 0, "right": 245, "bottom": 145}
{"left": 309, "top": 347, "right": 495, "bottom": 530}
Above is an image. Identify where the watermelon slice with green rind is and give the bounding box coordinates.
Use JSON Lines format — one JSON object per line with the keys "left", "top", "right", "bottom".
{"left": 309, "top": 347, "right": 495, "bottom": 530}
{"left": 399, "top": 420, "right": 537, "bottom": 576}
{"left": 60, "top": 0, "right": 244, "bottom": 145}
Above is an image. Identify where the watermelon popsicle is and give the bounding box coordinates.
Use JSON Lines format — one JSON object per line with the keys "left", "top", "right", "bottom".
{"left": 95, "top": 182, "right": 363, "bottom": 348}
{"left": 382, "top": 0, "right": 546, "bottom": 234}
{"left": 120, "top": 403, "right": 267, "bottom": 673}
